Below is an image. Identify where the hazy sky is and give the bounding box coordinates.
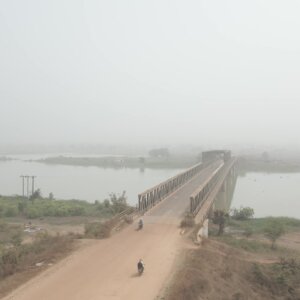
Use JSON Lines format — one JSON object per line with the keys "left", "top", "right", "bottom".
{"left": 1, "top": 0, "right": 299, "bottom": 147}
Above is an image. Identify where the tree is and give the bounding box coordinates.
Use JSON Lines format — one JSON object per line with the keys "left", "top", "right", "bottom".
{"left": 213, "top": 210, "right": 228, "bottom": 235}
{"left": 30, "top": 189, "right": 41, "bottom": 202}
{"left": 108, "top": 191, "right": 128, "bottom": 213}
{"left": 231, "top": 207, "right": 254, "bottom": 220}
{"left": 49, "top": 192, "right": 54, "bottom": 200}
{"left": 264, "top": 220, "right": 285, "bottom": 249}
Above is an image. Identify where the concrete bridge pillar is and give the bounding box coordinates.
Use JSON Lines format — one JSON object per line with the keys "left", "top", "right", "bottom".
{"left": 196, "top": 218, "right": 209, "bottom": 243}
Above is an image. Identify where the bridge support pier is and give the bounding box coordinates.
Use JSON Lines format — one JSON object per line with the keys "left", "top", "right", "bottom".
{"left": 196, "top": 218, "right": 209, "bottom": 244}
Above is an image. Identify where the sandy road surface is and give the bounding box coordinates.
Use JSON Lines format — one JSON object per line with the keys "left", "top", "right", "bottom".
{"left": 4, "top": 222, "right": 181, "bottom": 300}
{"left": 4, "top": 162, "right": 222, "bottom": 300}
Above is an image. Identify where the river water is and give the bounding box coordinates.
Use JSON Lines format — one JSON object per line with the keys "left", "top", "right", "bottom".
{"left": 1, "top": 155, "right": 300, "bottom": 218}
{"left": 0, "top": 156, "right": 183, "bottom": 206}
{"left": 231, "top": 172, "right": 300, "bottom": 219}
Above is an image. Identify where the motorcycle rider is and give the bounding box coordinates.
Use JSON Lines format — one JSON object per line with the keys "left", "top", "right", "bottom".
{"left": 138, "top": 218, "right": 143, "bottom": 229}
{"left": 137, "top": 259, "right": 144, "bottom": 274}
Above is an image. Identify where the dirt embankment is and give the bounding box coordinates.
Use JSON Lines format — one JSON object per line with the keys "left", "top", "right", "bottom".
{"left": 165, "top": 237, "right": 300, "bottom": 300}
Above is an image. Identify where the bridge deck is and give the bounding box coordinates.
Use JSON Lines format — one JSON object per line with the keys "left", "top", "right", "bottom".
{"left": 143, "top": 160, "right": 224, "bottom": 224}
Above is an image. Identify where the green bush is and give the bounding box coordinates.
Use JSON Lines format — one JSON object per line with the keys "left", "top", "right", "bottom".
{"left": 4, "top": 206, "right": 18, "bottom": 217}
{"left": 84, "top": 221, "right": 114, "bottom": 239}
{"left": 68, "top": 206, "right": 85, "bottom": 216}
{"left": 264, "top": 220, "right": 285, "bottom": 249}
{"left": 243, "top": 226, "right": 253, "bottom": 238}
{"left": 0, "top": 248, "right": 19, "bottom": 277}
{"left": 0, "top": 194, "right": 131, "bottom": 219}
{"left": 231, "top": 207, "right": 254, "bottom": 221}
{"left": 26, "top": 206, "right": 42, "bottom": 219}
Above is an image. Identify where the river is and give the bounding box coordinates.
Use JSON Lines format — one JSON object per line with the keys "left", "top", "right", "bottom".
{"left": 1, "top": 155, "right": 300, "bottom": 218}
{"left": 0, "top": 155, "right": 183, "bottom": 205}
{"left": 231, "top": 172, "right": 300, "bottom": 218}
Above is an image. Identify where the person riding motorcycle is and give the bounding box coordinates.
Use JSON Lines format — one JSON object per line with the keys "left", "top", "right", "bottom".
{"left": 137, "top": 259, "right": 144, "bottom": 274}
{"left": 138, "top": 218, "right": 143, "bottom": 229}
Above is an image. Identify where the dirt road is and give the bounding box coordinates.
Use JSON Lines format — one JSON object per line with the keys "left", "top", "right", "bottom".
{"left": 5, "top": 222, "right": 181, "bottom": 300}
{"left": 4, "top": 162, "right": 222, "bottom": 300}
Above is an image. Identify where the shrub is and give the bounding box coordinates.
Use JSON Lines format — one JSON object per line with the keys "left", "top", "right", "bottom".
{"left": 212, "top": 210, "right": 228, "bottom": 235}
{"left": 26, "top": 207, "right": 42, "bottom": 219}
{"left": 11, "top": 231, "right": 23, "bottom": 247}
{"left": 243, "top": 226, "right": 253, "bottom": 238}
{"left": 251, "top": 263, "right": 271, "bottom": 287}
{"left": 69, "top": 206, "right": 85, "bottom": 216}
{"left": 0, "top": 232, "right": 74, "bottom": 280}
{"left": 84, "top": 221, "right": 114, "bottom": 239}
{"left": 18, "top": 202, "right": 27, "bottom": 214}
{"left": 4, "top": 206, "right": 18, "bottom": 217}
{"left": 231, "top": 207, "right": 254, "bottom": 221}
{"left": 108, "top": 191, "right": 128, "bottom": 213}
{"left": 264, "top": 220, "right": 285, "bottom": 249}
{"left": 0, "top": 248, "right": 19, "bottom": 277}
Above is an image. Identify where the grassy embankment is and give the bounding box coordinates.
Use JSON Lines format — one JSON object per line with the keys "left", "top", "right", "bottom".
{"left": 165, "top": 217, "right": 300, "bottom": 300}
{"left": 0, "top": 194, "right": 134, "bottom": 297}
{"left": 0, "top": 194, "right": 129, "bottom": 220}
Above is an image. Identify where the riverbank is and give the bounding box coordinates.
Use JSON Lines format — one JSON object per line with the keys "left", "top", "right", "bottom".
{"left": 36, "top": 155, "right": 197, "bottom": 169}
{"left": 0, "top": 193, "right": 133, "bottom": 220}
{"left": 164, "top": 217, "right": 300, "bottom": 300}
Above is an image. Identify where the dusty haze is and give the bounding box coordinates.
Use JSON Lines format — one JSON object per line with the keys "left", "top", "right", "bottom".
{"left": 1, "top": 0, "right": 299, "bottom": 148}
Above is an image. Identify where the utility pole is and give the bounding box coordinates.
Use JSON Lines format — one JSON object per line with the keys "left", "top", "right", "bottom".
{"left": 20, "top": 175, "right": 25, "bottom": 197}
{"left": 31, "top": 176, "right": 36, "bottom": 195}
{"left": 26, "top": 175, "right": 30, "bottom": 198}
{"left": 20, "top": 175, "right": 37, "bottom": 198}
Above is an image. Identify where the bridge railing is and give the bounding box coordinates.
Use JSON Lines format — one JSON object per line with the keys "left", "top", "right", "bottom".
{"left": 138, "top": 161, "right": 208, "bottom": 212}
{"left": 190, "top": 158, "right": 237, "bottom": 218}
{"left": 189, "top": 163, "right": 224, "bottom": 216}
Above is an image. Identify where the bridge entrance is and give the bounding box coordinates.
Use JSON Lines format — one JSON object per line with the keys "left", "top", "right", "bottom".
{"left": 202, "top": 150, "right": 231, "bottom": 163}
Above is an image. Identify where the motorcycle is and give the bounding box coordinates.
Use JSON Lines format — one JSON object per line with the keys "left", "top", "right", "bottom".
{"left": 138, "top": 219, "right": 143, "bottom": 230}
{"left": 137, "top": 262, "right": 144, "bottom": 275}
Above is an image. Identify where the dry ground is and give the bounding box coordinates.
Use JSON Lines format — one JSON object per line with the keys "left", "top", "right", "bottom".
{"left": 2, "top": 220, "right": 184, "bottom": 300}
{"left": 165, "top": 234, "right": 300, "bottom": 300}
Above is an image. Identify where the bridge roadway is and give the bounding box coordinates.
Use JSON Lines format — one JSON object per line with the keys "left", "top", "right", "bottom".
{"left": 4, "top": 161, "right": 224, "bottom": 300}
{"left": 143, "top": 160, "right": 223, "bottom": 223}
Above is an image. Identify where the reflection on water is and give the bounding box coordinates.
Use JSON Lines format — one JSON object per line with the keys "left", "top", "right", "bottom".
{"left": 231, "top": 172, "right": 300, "bottom": 218}
{"left": 0, "top": 160, "right": 183, "bottom": 205}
